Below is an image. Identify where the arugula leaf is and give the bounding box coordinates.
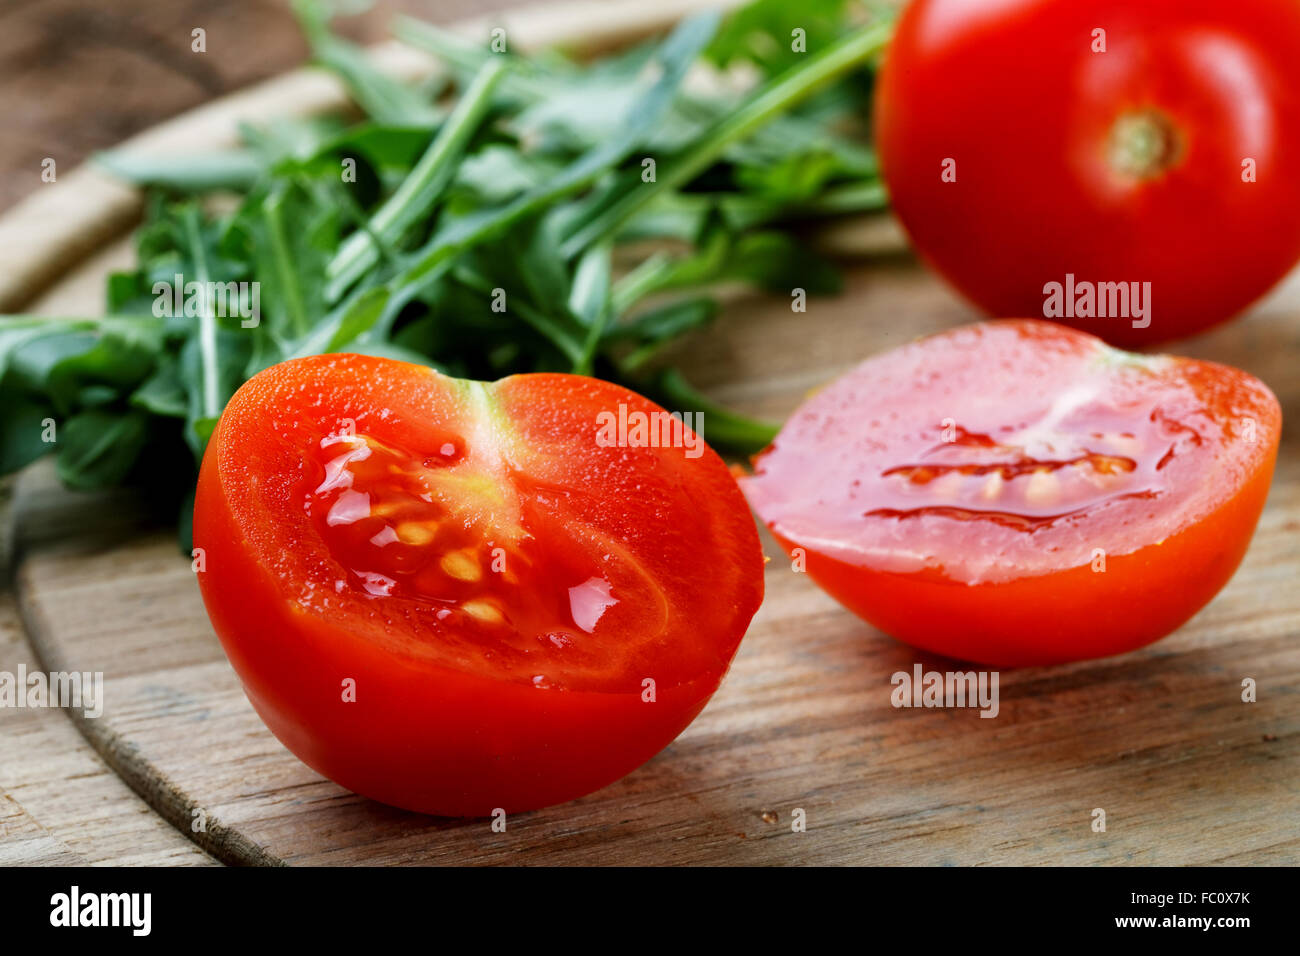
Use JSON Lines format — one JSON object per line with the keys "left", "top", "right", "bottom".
{"left": 0, "top": 389, "right": 54, "bottom": 474}
{"left": 560, "top": 17, "right": 893, "bottom": 255}
{"left": 56, "top": 408, "right": 151, "bottom": 490}
{"left": 395, "top": 10, "right": 722, "bottom": 289}
{"left": 294, "top": 0, "right": 441, "bottom": 125}
{"left": 653, "top": 367, "right": 779, "bottom": 451}
{"left": 326, "top": 57, "right": 509, "bottom": 301}
{"left": 94, "top": 149, "right": 263, "bottom": 193}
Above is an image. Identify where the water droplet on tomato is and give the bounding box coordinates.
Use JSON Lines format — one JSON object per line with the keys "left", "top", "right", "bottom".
{"left": 540, "top": 631, "right": 574, "bottom": 650}
{"left": 355, "top": 570, "right": 396, "bottom": 597}
{"left": 568, "top": 576, "right": 617, "bottom": 633}
{"left": 326, "top": 490, "right": 371, "bottom": 526}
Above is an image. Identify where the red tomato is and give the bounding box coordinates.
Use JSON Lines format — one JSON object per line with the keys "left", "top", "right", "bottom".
{"left": 741, "top": 320, "right": 1279, "bottom": 666}
{"left": 194, "top": 354, "right": 763, "bottom": 815}
{"left": 874, "top": 0, "right": 1300, "bottom": 346}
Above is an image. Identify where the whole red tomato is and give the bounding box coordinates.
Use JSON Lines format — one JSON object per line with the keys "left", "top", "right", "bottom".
{"left": 875, "top": 0, "right": 1300, "bottom": 346}
{"left": 194, "top": 354, "right": 764, "bottom": 816}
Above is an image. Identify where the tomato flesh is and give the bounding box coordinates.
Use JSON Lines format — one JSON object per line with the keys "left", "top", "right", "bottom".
{"left": 742, "top": 320, "right": 1280, "bottom": 665}
{"left": 874, "top": 0, "right": 1300, "bottom": 345}
{"left": 194, "top": 354, "right": 764, "bottom": 815}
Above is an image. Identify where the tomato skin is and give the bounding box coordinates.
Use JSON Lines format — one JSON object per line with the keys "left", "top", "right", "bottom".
{"left": 194, "top": 354, "right": 763, "bottom": 816}
{"left": 770, "top": 458, "right": 1273, "bottom": 666}
{"left": 743, "top": 320, "right": 1280, "bottom": 666}
{"left": 875, "top": 0, "right": 1300, "bottom": 346}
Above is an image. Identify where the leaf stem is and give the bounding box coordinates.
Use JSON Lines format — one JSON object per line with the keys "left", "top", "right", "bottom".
{"left": 559, "top": 18, "right": 893, "bottom": 256}
{"left": 652, "top": 367, "right": 779, "bottom": 454}
{"left": 182, "top": 207, "right": 221, "bottom": 423}
{"left": 326, "top": 56, "right": 510, "bottom": 301}
{"left": 264, "top": 188, "right": 310, "bottom": 337}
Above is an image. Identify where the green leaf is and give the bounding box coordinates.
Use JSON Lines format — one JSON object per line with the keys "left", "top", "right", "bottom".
{"left": 568, "top": 242, "right": 612, "bottom": 326}
{"left": 393, "top": 16, "right": 557, "bottom": 104}
{"left": 726, "top": 232, "right": 843, "bottom": 294}
{"left": 652, "top": 367, "right": 779, "bottom": 454}
{"left": 0, "top": 317, "right": 75, "bottom": 381}
{"left": 395, "top": 10, "right": 721, "bottom": 289}
{"left": 613, "top": 296, "right": 718, "bottom": 343}
{"left": 569, "top": 241, "right": 613, "bottom": 374}
{"left": 451, "top": 146, "right": 558, "bottom": 205}
{"left": 45, "top": 316, "right": 166, "bottom": 407}
{"left": 293, "top": 0, "right": 441, "bottom": 125}
{"left": 0, "top": 389, "right": 54, "bottom": 475}
{"left": 706, "top": 0, "right": 853, "bottom": 74}
{"left": 517, "top": 213, "right": 572, "bottom": 311}
{"left": 326, "top": 57, "right": 510, "bottom": 301}
{"left": 326, "top": 286, "right": 391, "bottom": 351}
{"left": 55, "top": 409, "right": 151, "bottom": 490}
{"left": 560, "top": 17, "right": 893, "bottom": 256}
{"left": 96, "top": 149, "right": 263, "bottom": 193}
{"left": 131, "top": 361, "right": 189, "bottom": 418}
{"left": 614, "top": 297, "right": 718, "bottom": 375}
{"left": 306, "top": 122, "right": 442, "bottom": 172}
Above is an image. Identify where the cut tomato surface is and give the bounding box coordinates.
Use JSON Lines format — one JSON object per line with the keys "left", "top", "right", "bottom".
{"left": 742, "top": 320, "right": 1280, "bottom": 666}
{"left": 194, "top": 354, "right": 763, "bottom": 815}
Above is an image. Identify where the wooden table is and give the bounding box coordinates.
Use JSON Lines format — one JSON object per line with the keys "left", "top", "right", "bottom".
{"left": 1, "top": 0, "right": 1296, "bottom": 866}
{"left": 0, "top": 0, "right": 521, "bottom": 213}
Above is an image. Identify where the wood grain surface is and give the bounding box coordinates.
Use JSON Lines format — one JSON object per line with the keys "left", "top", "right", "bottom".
{"left": 2, "top": 0, "right": 1298, "bottom": 866}
{"left": 10, "top": 256, "right": 1300, "bottom": 865}
{"left": 0, "top": 0, "right": 532, "bottom": 214}
{"left": 0, "top": 585, "right": 214, "bottom": 866}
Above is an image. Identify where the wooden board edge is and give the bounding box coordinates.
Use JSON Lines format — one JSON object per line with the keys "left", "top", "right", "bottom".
{"left": 0, "top": 0, "right": 744, "bottom": 313}
{"left": 11, "top": 556, "right": 283, "bottom": 866}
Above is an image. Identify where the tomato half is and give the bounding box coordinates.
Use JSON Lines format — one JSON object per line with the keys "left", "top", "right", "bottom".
{"left": 741, "top": 320, "right": 1280, "bottom": 666}
{"left": 874, "top": 0, "right": 1300, "bottom": 346}
{"left": 193, "top": 354, "right": 763, "bottom": 815}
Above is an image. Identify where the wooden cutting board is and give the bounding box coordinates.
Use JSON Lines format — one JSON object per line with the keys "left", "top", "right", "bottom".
{"left": 4, "top": 0, "right": 1298, "bottom": 866}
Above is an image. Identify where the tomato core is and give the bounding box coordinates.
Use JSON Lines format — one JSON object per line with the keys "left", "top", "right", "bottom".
{"left": 1108, "top": 110, "right": 1183, "bottom": 180}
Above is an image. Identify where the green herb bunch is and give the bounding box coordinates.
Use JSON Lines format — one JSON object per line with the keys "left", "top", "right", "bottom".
{"left": 0, "top": 0, "right": 893, "bottom": 520}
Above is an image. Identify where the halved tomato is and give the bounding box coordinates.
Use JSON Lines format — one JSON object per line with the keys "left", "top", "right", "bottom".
{"left": 741, "top": 320, "right": 1280, "bottom": 666}
{"left": 194, "top": 354, "right": 763, "bottom": 815}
